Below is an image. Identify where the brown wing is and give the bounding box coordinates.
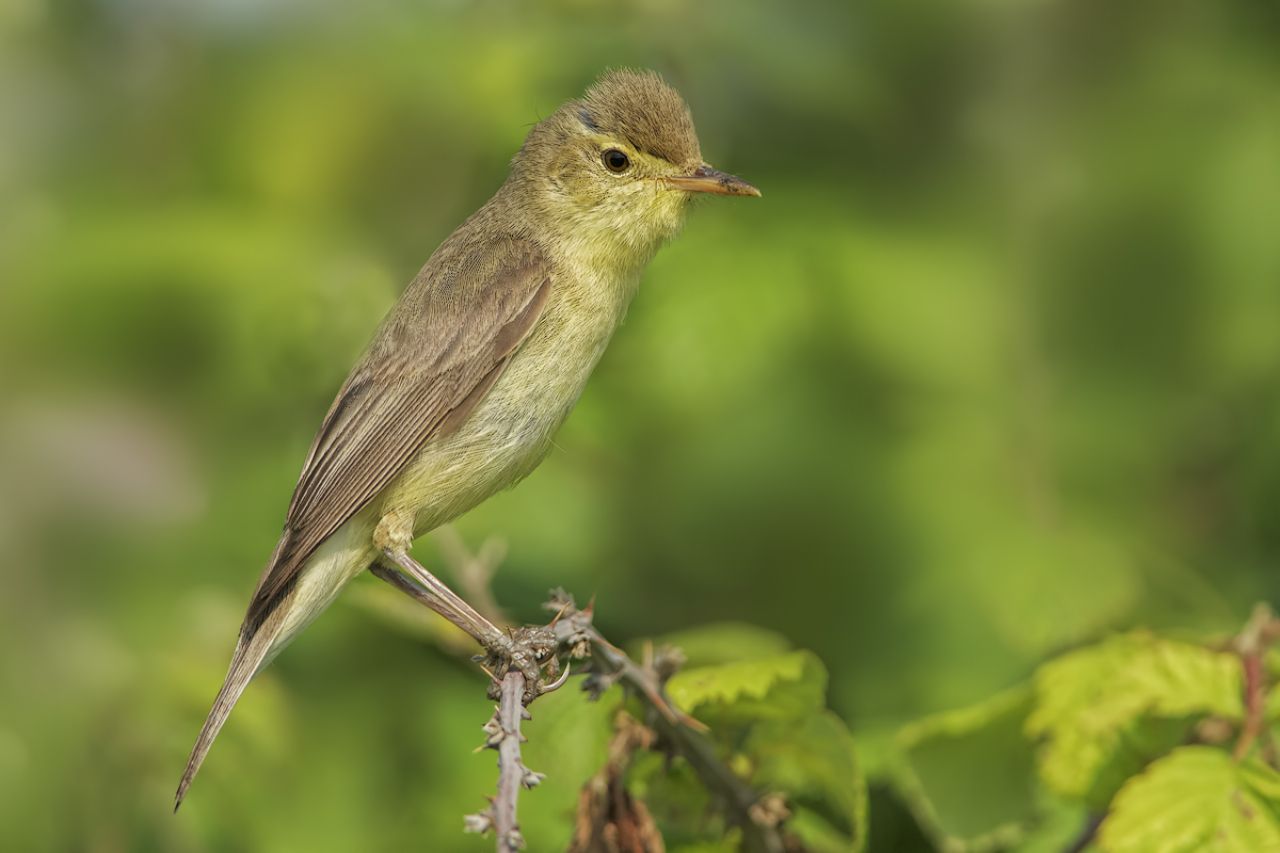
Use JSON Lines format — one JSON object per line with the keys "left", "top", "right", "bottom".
{"left": 242, "top": 237, "right": 552, "bottom": 633}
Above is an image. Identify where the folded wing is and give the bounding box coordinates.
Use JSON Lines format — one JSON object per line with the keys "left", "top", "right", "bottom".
{"left": 245, "top": 236, "right": 552, "bottom": 634}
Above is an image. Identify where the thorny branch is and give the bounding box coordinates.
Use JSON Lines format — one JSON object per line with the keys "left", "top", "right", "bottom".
{"left": 377, "top": 530, "right": 789, "bottom": 852}
{"left": 465, "top": 671, "right": 544, "bottom": 851}
{"left": 541, "top": 590, "right": 789, "bottom": 853}
{"left": 414, "top": 535, "right": 789, "bottom": 852}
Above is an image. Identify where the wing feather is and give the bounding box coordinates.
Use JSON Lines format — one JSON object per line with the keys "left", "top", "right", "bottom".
{"left": 242, "top": 237, "right": 552, "bottom": 632}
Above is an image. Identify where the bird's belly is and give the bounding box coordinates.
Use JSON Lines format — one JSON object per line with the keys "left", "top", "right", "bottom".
{"left": 378, "top": 295, "right": 620, "bottom": 535}
{"left": 270, "top": 510, "right": 378, "bottom": 659}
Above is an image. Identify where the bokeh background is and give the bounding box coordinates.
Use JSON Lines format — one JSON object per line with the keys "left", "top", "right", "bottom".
{"left": 2, "top": 0, "right": 1279, "bottom": 849}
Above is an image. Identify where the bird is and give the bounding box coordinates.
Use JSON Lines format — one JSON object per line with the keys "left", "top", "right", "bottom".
{"left": 175, "top": 68, "right": 759, "bottom": 809}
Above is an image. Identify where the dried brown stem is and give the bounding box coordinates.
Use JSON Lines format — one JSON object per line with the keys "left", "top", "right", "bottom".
{"left": 570, "top": 713, "right": 664, "bottom": 853}
{"left": 1233, "top": 603, "right": 1280, "bottom": 762}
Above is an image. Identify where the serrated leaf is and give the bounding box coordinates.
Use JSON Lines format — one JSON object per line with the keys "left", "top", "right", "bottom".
{"left": 635, "top": 646, "right": 863, "bottom": 850}
{"left": 1027, "top": 635, "right": 1148, "bottom": 741}
{"left": 1026, "top": 632, "right": 1243, "bottom": 805}
{"left": 1098, "top": 746, "right": 1280, "bottom": 852}
{"left": 893, "top": 687, "right": 1038, "bottom": 849}
{"left": 666, "top": 651, "right": 826, "bottom": 721}
{"left": 1130, "top": 637, "right": 1244, "bottom": 718}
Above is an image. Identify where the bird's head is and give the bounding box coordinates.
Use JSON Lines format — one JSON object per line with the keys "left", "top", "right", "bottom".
{"left": 509, "top": 69, "right": 759, "bottom": 271}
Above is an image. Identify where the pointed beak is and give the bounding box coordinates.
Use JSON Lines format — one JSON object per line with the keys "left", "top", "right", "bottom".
{"left": 664, "top": 163, "right": 761, "bottom": 198}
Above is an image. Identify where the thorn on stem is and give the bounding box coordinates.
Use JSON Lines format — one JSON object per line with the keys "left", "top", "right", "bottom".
{"left": 463, "top": 810, "right": 494, "bottom": 835}
{"left": 519, "top": 764, "right": 546, "bottom": 789}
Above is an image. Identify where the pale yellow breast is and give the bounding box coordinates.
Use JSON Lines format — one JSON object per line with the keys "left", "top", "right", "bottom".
{"left": 377, "top": 265, "right": 638, "bottom": 535}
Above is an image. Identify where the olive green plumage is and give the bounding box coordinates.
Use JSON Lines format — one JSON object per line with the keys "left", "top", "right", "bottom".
{"left": 176, "top": 68, "right": 758, "bottom": 809}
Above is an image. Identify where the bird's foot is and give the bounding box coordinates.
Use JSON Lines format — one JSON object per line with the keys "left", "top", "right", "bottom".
{"left": 481, "top": 626, "right": 561, "bottom": 703}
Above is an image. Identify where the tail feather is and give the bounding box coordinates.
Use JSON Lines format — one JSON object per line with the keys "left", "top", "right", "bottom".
{"left": 174, "top": 623, "right": 279, "bottom": 811}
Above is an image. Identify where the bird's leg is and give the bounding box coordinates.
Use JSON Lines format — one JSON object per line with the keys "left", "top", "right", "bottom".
{"left": 371, "top": 512, "right": 554, "bottom": 698}
{"left": 370, "top": 559, "right": 507, "bottom": 648}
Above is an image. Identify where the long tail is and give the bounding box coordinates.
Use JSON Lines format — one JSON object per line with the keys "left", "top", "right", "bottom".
{"left": 174, "top": 620, "right": 281, "bottom": 811}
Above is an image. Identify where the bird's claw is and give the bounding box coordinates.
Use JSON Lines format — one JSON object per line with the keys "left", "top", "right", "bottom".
{"left": 482, "top": 625, "right": 560, "bottom": 702}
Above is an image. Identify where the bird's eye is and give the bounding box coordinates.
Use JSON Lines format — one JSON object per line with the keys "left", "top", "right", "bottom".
{"left": 601, "top": 149, "right": 631, "bottom": 174}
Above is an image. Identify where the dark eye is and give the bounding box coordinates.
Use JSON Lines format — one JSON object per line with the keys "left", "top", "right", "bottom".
{"left": 602, "top": 148, "right": 630, "bottom": 173}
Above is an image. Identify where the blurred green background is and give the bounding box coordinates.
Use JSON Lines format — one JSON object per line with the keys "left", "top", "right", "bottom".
{"left": 2, "top": 0, "right": 1278, "bottom": 849}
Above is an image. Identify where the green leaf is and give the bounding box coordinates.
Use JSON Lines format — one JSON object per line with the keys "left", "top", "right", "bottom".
{"left": 666, "top": 651, "right": 826, "bottom": 722}
{"left": 746, "top": 711, "right": 867, "bottom": 852}
{"left": 1011, "top": 797, "right": 1093, "bottom": 853}
{"left": 893, "top": 687, "right": 1039, "bottom": 849}
{"left": 629, "top": 749, "right": 721, "bottom": 847}
{"left": 1026, "top": 632, "right": 1243, "bottom": 805}
{"left": 635, "top": 647, "right": 865, "bottom": 850}
{"left": 1098, "top": 746, "right": 1280, "bottom": 853}
{"left": 1129, "top": 636, "right": 1245, "bottom": 719}
{"left": 1266, "top": 684, "right": 1280, "bottom": 723}
{"left": 669, "top": 831, "right": 742, "bottom": 853}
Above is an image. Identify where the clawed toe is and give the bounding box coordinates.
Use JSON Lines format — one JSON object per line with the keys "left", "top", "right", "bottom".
{"left": 482, "top": 625, "right": 559, "bottom": 701}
